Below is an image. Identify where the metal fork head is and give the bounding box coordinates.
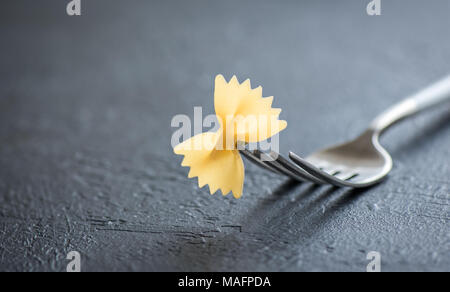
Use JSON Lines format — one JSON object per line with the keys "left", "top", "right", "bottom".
{"left": 240, "top": 130, "right": 392, "bottom": 188}
{"left": 289, "top": 129, "right": 393, "bottom": 188}
{"left": 239, "top": 149, "right": 325, "bottom": 184}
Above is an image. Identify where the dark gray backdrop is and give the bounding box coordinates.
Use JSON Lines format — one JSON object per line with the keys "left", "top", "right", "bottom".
{"left": 0, "top": 0, "right": 449, "bottom": 271}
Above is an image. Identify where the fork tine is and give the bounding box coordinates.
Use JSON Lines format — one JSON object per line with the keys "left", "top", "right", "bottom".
{"left": 253, "top": 150, "right": 307, "bottom": 182}
{"left": 289, "top": 151, "right": 357, "bottom": 188}
{"left": 240, "top": 149, "right": 281, "bottom": 175}
{"left": 265, "top": 151, "right": 326, "bottom": 184}
{"left": 335, "top": 171, "right": 359, "bottom": 181}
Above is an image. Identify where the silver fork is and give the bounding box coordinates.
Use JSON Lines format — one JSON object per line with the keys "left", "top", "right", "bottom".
{"left": 241, "top": 75, "right": 450, "bottom": 188}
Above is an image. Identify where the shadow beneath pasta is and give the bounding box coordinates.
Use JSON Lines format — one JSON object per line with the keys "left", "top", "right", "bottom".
{"left": 169, "top": 180, "right": 374, "bottom": 271}
{"left": 244, "top": 181, "right": 371, "bottom": 237}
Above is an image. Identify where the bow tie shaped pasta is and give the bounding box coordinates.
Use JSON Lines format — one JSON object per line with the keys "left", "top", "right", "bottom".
{"left": 174, "top": 75, "right": 287, "bottom": 198}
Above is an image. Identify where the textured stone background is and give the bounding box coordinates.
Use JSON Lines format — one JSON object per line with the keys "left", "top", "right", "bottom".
{"left": 0, "top": 0, "right": 449, "bottom": 271}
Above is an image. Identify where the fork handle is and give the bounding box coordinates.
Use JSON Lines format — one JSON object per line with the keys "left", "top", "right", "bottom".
{"left": 370, "top": 75, "right": 450, "bottom": 135}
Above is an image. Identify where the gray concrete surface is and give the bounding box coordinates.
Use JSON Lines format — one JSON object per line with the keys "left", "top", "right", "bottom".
{"left": 0, "top": 0, "right": 449, "bottom": 271}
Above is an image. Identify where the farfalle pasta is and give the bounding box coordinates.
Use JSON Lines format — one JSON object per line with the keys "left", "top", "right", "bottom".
{"left": 174, "top": 75, "right": 287, "bottom": 198}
